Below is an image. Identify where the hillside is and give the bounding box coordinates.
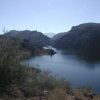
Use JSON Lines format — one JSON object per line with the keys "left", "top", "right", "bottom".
{"left": 53, "top": 23, "right": 100, "bottom": 56}
{"left": 52, "top": 32, "right": 66, "bottom": 42}
{"left": 4, "top": 30, "right": 52, "bottom": 47}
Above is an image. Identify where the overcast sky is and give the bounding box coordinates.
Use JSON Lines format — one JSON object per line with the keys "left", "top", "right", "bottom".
{"left": 0, "top": 0, "right": 100, "bottom": 34}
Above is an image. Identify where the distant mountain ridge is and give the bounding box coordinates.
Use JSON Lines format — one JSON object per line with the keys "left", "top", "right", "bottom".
{"left": 4, "top": 30, "right": 52, "bottom": 47}
{"left": 3, "top": 22, "right": 100, "bottom": 57}
{"left": 52, "top": 32, "right": 66, "bottom": 41}
{"left": 45, "top": 33, "right": 55, "bottom": 38}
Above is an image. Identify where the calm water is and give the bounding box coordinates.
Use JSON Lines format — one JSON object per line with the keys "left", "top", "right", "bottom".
{"left": 25, "top": 50, "right": 100, "bottom": 93}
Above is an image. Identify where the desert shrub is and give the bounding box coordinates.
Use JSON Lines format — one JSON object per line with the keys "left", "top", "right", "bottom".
{"left": 0, "top": 37, "right": 30, "bottom": 95}
{"left": 73, "top": 86, "right": 94, "bottom": 100}
{"left": 21, "top": 69, "right": 72, "bottom": 97}
{"left": 48, "top": 88, "right": 68, "bottom": 100}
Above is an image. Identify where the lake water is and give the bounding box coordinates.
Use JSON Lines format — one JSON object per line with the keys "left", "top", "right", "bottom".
{"left": 25, "top": 50, "right": 100, "bottom": 93}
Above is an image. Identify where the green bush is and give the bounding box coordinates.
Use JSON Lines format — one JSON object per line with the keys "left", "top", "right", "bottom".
{"left": 0, "top": 37, "right": 30, "bottom": 95}
{"left": 21, "top": 69, "right": 72, "bottom": 97}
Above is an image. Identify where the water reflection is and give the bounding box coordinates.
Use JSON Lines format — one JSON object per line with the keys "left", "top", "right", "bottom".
{"left": 26, "top": 50, "right": 100, "bottom": 93}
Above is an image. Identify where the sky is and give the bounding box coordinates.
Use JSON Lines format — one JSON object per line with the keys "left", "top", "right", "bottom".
{"left": 0, "top": 0, "right": 100, "bottom": 34}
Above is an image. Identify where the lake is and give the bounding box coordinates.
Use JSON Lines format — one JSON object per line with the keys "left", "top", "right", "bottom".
{"left": 25, "top": 49, "right": 100, "bottom": 93}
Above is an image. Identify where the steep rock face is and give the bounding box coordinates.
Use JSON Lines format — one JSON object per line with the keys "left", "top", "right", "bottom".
{"left": 54, "top": 23, "right": 100, "bottom": 55}
{"left": 4, "top": 30, "right": 52, "bottom": 47}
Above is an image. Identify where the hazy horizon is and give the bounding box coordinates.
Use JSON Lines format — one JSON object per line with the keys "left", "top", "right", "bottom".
{"left": 0, "top": 0, "right": 100, "bottom": 34}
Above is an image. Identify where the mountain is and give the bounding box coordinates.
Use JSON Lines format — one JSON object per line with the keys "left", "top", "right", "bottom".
{"left": 45, "top": 33, "right": 55, "bottom": 38}
{"left": 53, "top": 23, "right": 100, "bottom": 56}
{"left": 4, "top": 30, "right": 52, "bottom": 47}
{"left": 52, "top": 32, "right": 66, "bottom": 41}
